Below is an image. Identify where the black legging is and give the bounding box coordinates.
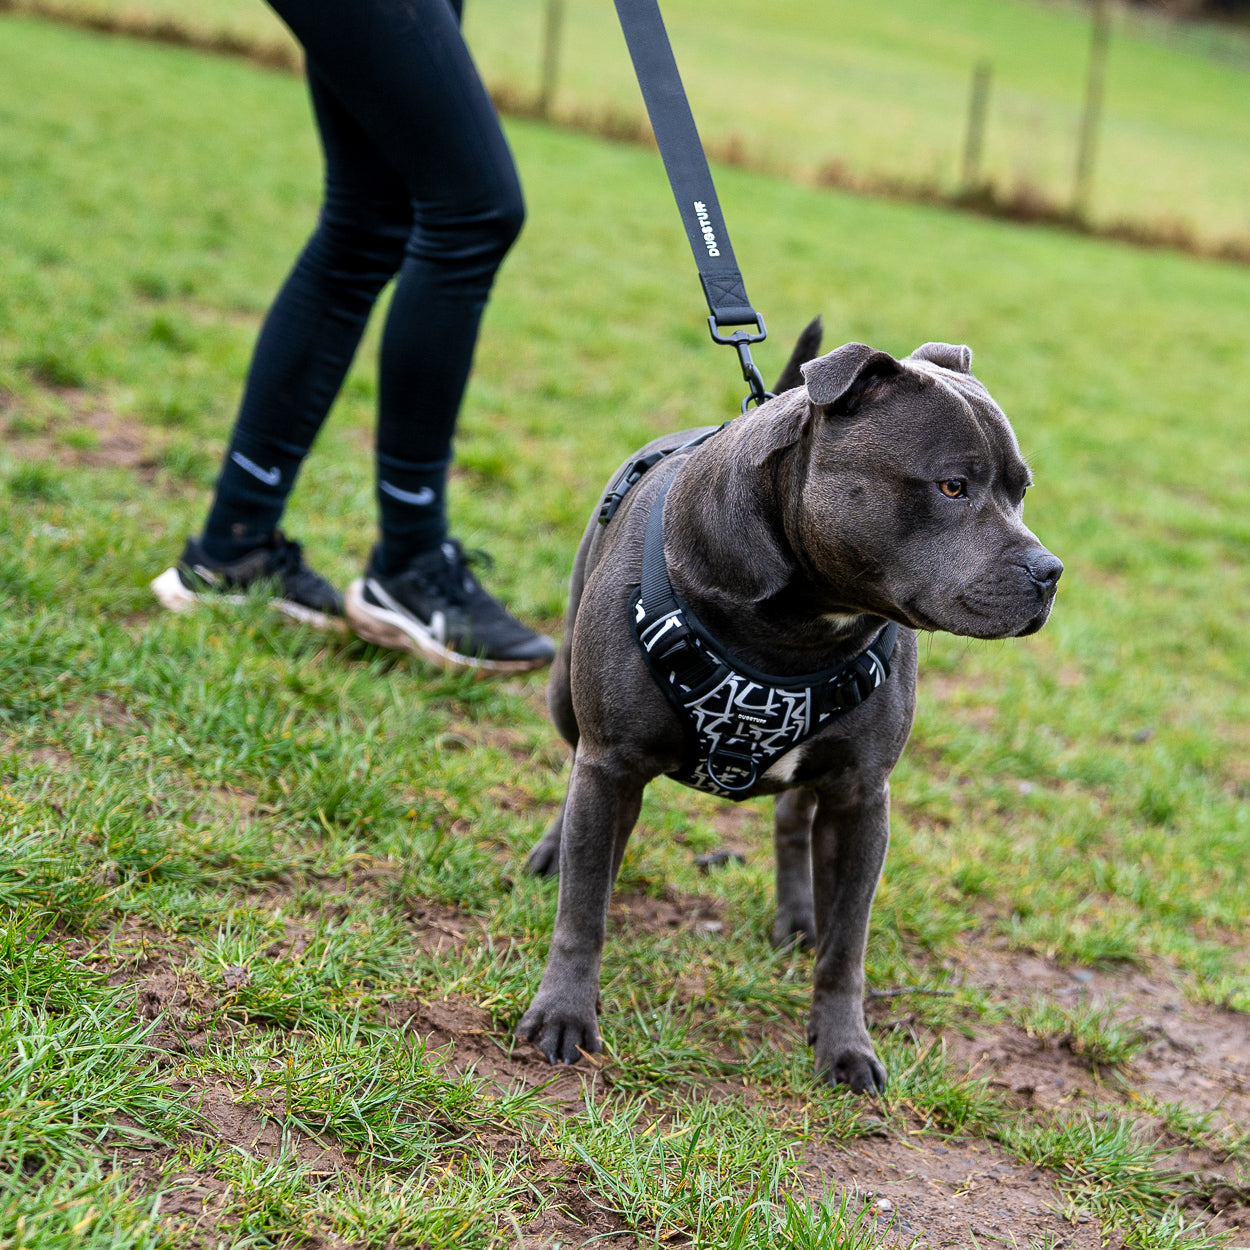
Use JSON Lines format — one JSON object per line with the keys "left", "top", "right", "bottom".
{"left": 202, "top": 0, "right": 524, "bottom": 574}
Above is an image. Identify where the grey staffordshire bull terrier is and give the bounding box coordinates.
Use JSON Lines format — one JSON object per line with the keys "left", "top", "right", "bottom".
{"left": 518, "top": 323, "right": 1061, "bottom": 1093}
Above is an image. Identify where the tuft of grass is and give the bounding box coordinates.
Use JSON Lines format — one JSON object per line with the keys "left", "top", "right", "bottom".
{"left": 1017, "top": 997, "right": 1150, "bottom": 1071}
{"left": 1001, "top": 1112, "right": 1177, "bottom": 1217}
{"left": 0, "top": 913, "right": 201, "bottom": 1171}
{"left": 6, "top": 462, "right": 68, "bottom": 502}
{"left": 155, "top": 436, "right": 217, "bottom": 485}
{"left": 881, "top": 1033, "right": 1005, "bottom": 1135}
{"left": 17, "top": 347, "right": 86, "bottom": 389}
{"left": 0, "top": 1159, "right": 175, "bottom": 1250}
{"left": 0, "top": 794, "right": 115, "bottom": 930}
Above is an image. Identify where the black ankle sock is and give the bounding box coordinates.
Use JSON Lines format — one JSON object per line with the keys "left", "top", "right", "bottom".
{"left": 374, "top": 452, "right": 450, "bottom": 575}
{"left": 202, "top": 431, "right": 308, "bottom": 562}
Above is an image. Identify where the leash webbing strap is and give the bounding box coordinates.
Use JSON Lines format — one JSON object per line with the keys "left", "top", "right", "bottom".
{"left": 612, "top": 0, "right": 772, "bottom": 406}
{"left": 612, "top": 0, "right": 756, "bottom": 327}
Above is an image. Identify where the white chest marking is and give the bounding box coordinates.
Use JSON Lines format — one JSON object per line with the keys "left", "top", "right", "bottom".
{"left": 763, "top": 744, "right": 805, "bottom": 784}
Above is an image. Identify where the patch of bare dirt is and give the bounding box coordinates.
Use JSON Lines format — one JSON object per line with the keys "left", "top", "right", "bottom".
{"left": 85, "top": 944, "right": 358, "bottom": 1246}
{"left": 700, "top": 796, "right": 768, "bottom": 860}
{"left": 8, "top": 744, "right": 74, "bottom": 773}
{"left": 804, "top": 1135, "right": 1106, "bottom": 1249}
{"left": 609, "top": 887, "right": 725, "bottom": 937}
{"left": 3, "top": 393, "right": 164, "bottom": 478}
{"left": 941, "top": 947, "right": 1250, "bottom": 1240}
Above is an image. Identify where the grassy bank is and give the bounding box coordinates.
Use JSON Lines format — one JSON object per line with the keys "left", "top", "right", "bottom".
{"left": 2, "top": 0, "right": 1250, "bottom": 250}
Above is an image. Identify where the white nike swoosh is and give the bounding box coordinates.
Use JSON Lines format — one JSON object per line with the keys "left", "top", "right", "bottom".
{"left": 231, "top": 451, "right": 281, "bottom": 487}
{"left": 379, "top": 481, "right": 437, "bottom": 507}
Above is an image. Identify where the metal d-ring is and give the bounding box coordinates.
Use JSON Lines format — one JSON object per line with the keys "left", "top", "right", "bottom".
{"left": 705, "top": 745, "right": 758, "bottom": 793}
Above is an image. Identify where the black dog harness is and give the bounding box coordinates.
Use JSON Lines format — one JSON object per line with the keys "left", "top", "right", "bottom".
{"left": 627, "top": 473, "right": 898, "bottom": 799}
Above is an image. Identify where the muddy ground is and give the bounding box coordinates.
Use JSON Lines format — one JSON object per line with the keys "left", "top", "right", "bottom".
{"left": 74, "top": 888, "right": 1250, "bottom": 1250}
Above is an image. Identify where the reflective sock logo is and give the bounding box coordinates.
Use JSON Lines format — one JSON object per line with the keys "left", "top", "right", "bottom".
{"left": 380, "top": 480, "right": 437, "bottom": 507}
{"left": 231, "top": 451, "right": 281, "bottom": 487}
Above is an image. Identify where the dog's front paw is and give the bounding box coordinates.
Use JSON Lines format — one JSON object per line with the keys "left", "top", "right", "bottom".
{"left": 811, "top": 1028, "right": 887, "bottom": 1095}
{"left": 820, "top": 1046, "right": 887, "bottom": 1095}
{"left": 517, "top": 992, "right": 601, "bottom": 1065}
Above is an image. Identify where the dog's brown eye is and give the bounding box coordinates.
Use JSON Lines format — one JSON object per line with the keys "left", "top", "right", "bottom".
{"left": 939, "top": 479, "right": 966, "bottom": 499}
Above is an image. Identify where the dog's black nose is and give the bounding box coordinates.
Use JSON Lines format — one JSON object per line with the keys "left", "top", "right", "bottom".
{"left": 1026, "top": 551, "right": 1063, "bottom": 589}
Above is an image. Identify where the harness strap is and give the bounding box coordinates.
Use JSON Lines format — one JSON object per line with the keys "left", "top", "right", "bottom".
{"left": 632, "top": 475, "right": 898, "bottom": 798}
{"left": 598, "top": 423, "right": 725, "bottom": 525}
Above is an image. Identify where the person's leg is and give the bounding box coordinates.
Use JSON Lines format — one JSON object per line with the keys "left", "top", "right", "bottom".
{"left": 262, "top": 0, "right": 525, "bottom": 576}
{"left": 162, "top": 0, "right": 549, "bottom": 665}
{"left": 259, "top": 0, "right": 549, "bottom": 670}
{"left": 200, "top": 70, "right": 413, "bottom": 563}
{"left": 154, "top": 67, "right": 414, "bottom": 623}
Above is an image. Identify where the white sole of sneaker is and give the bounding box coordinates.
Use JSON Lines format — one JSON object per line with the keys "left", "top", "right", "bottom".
{"left": 344, "top": 579, "right": 550, "bottom": 675}
{"left": 151, "top": 566, "right": 347, "bottom": 634}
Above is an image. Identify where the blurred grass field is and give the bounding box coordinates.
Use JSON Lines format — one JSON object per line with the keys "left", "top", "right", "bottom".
{"left": 7, "top": 0, "right": 1250, "bottom": 246}
{"left": 1, "top": 11, "right": 1248, "bottom": 1249}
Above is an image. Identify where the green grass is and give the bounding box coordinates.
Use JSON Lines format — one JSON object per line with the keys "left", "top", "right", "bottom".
{"left": 0, "top": 913, "right": 200, "bottom": 1168}
{"left": 1, "top": 13, "right": 1248, "bottom": 1249}
{"left": 8, "top": 0, "right": 1250, "bottom": 244}
{"left": 0, "top": 912, "right": 198, "bottom": 1248}
{"left": 1016, "top": 996, "right": 1150, "bottom": 1071}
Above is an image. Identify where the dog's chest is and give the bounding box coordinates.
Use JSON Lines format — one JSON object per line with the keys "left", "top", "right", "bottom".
{"left": 762, "top": 743, "right": 805, "bottom": 784}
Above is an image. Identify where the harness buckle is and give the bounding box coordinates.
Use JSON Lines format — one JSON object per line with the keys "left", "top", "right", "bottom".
{"left": 707, "top": 315, "right": 774, "bottom": 411}
{"left": 648, "top": 619, "right": 695, "bottom": 663}
{"left": 599, "top": 451, "right": 666, "bottom": 525}
{"left": 825, "top": 673, "right": 866, "bottom": 713}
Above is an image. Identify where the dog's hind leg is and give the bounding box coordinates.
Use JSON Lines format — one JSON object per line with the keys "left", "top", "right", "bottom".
{"left": 517, "top": 750, "right": 644, "bottom": 1064}
{"left": 527, "top": 620, "right": 579, "bottom": 876}
{"left": 772, "top": 788, "right": 817, "bottom": 949}
{"left": 547, "top": 629, "right": 579, "bottom": 750}
{"left": 526, "top": 790, "right": 566, "bottom": 876}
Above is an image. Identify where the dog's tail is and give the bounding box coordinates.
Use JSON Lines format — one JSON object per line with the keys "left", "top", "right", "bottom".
{"left": 772, "top": 316, "right": 823, "bottom": 393}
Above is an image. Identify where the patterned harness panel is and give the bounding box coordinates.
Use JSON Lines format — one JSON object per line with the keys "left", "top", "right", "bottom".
{"left": 629, "top": 476, "right": 898, "bottom": 799}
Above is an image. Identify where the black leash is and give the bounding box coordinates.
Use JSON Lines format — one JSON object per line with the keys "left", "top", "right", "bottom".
{"left": 612, "top": 0, "right": 772, "bottom": 411}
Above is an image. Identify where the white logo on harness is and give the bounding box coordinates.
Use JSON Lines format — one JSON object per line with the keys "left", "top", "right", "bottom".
{"left": 693, "top": 201, "right": 720, "bottom": 257}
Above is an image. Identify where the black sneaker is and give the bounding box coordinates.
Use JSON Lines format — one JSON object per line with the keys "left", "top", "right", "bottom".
{"left": 151, "top": 533, "right": 346, "bottom": 632}
{"left": 345, "top": 540, "right": 555, "bottom": 674}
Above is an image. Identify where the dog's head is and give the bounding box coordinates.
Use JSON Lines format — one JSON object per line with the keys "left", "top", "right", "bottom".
{"left": 792, "top": 341, "right": 1061, "bottom": 638}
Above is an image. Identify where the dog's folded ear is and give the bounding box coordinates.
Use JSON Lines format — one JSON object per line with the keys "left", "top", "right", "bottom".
{"left": 801, "top": 342, "right": 903, "bottom": 413}
{"left": 908, "top": 342, "right": 973, "bottom": 372}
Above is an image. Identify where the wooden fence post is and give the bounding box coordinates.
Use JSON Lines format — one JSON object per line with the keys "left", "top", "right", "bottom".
{"left": 538, "top": 0, "right": 565, "bottom": 119}
{"left": 1073, "top": 0, "right": 1112, "bottom": 219}
{"left": 961, "top": 60, "right": 993, "bottom": 193}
